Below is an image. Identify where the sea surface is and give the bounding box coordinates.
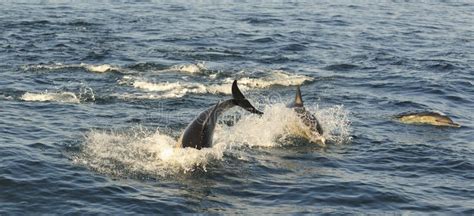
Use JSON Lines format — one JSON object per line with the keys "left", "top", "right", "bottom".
{"left": 1, "top": 1, "right": 473, "bottom": 214}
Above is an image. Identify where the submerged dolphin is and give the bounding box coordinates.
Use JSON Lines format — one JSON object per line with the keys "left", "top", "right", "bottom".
{"left": 177, "top": 80, "right": 263, "bottom": 149}
{"left": 287, "top": 86, "right": 325, "bottom": 144}
{"left": 395, "top": 112, "right": 460, "bottom": 127}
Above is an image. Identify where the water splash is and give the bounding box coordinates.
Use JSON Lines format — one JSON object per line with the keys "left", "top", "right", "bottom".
{"left": 72, "top": 103, "right": 350, "bottom": 178}
{"left": 216, "top": 103, "right": 351, "bottom": 148}
{"left": 312, "top": 104, "right": 352, "bottom": 144}
{"left": 72, "top": 127, "right": 227, "bottom": 177}
{"left": 78, "top": 85, "right": 96, "bottom": 102}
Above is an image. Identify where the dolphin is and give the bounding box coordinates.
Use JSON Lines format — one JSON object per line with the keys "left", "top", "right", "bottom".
{"left": 287, "top": 86, "right": 325, "bottom": 144}
{"left": 394, "top": 111, "right": 460, "bottom": 127}
{"left": 177, "top": 80, "right": 263, "bottom": 149}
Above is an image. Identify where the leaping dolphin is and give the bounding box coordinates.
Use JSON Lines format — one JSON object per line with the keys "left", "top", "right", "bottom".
{"left": 287, "top": 86, "right": 325, "bottom": 144}
{"left": 177, "top": 80, "right": 263, "bottom": 149}
{"left": 394, "top": 111, "right": 460, "bottom": 127}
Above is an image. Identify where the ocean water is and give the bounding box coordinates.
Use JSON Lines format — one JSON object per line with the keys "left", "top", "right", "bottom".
{"left": 1, "top": 1, "right": 473, "bottom": 214}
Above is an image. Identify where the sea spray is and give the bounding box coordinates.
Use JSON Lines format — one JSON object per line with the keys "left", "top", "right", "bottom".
{"left": 72, "top": 103, "right": 351, "bottom": 177}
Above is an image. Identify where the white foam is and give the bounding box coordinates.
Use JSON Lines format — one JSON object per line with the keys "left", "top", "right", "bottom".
{"left": 313, "top": 105, "right": 352, "bottom": 144}
{"left": 21, "top": 91, "right": 80, "bottom": 103}
{"left": 228, "top": 70, "right": 314, "bottom": 88}
{"left": 169, "top": 62, "right": 207, "bottom": 74}
{"left": 121, "top": 70, "right": 312, "bottom": 99}
{"left": 73, "top": 128, "right": 227, "bottom": 177}
{"left": 73, "top": 103, "right": 351, "bottom": 177}
{"left": 216, "top": 103, "right": 351, "bottom": 148}
{"left": 133, "top": 81, "right": 184, "bottom": 92}
{"left": 22, "top": 63, "right": 117, "bottom": 73}
{"left": 80, "top": 63, "right": 114, "bottom": 73}
{"left": 20, "top": 86, "right": 95, "bottom": 104}
{"left": 128, "top": 79, "right": 238, "bottom": 99}
{"left": 215, "top": 104, "right": 298, "bottom": 148}
{"left": 112, "top": 92, "right": 169, "bottom": 100}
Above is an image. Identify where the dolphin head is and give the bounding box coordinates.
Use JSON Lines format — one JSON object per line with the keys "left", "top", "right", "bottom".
{"left": 433, "top": 115, "right": 461, "bottom": 127}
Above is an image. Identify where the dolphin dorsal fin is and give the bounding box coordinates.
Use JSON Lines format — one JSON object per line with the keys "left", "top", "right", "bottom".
{"left": 294, "top": 86, "right": 304, "bottom": 107}
{"left": 232, "top": 80, "right": 246, "bottom": 100}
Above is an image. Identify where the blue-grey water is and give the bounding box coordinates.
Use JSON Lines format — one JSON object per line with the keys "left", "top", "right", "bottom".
{"left": 1, "top": 1, "right": 473, "bottom": 214}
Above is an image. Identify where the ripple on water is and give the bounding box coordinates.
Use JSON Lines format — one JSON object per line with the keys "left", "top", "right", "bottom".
{"left": 1, "top": 1, "right": 473, "bottom": 214}
{"left": 323, "top": 63, "right": 360, "bottom": 71}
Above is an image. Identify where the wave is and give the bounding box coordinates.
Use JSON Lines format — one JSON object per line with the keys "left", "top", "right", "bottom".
{"left": 22, "top": 63, "right": 117, "bottom": 73}
{"left": 119, "top": 76, "right": 232, "bottom": 99}
{"left": 0, "top": 94, "right": 14, "bottom": 100}
{"left": 241, "top": 17, "right": 284, "bottom": 25}
{"left": 20, "top": 87, "right": 95, "bottom": 104}
{"left": 281, "top": 43, "right": 308, "bottom": 51}
{"left": 168, "top": 62, "right": 207, "bottom": 74}
{"left": 228, "top": 70, "right": 314, "bottom": 88}
{"left": 323, "top": 63, "right": 359, "bottom": 71}
{"left": 72, "top": 103, "right": 351, "bottom": 177}
{"left": 133, "top": 81, "right": 231, "bottom": 96}
{"left": 22, "top": 62, "right": 314, "bottom": 88}
{"left": 120, "top": 70, "right": 313, "bottom": 99}
{"left": 81, "top": 64, "right": 115, "bottom": 73}
{"left": 122, "top": 62, "right": 210, "bottom": 75}
{"left": 249, "top": 37, "right": 275, "bottom": 43}
{"left": 21, "top": 92, "right": 81, "bottom": 103}
{"left": 23, "top": 62, "right": 209, "bottom": 75}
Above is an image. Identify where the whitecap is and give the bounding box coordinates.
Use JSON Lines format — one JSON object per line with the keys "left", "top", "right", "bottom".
{"left": 20, "top": 86, "right": 95, "bottom": 104}
{"left": 168, "top": 62, "right": 207, "bottom": 74}
{"left": 21, "top": 91, "right": 80, "bottom": 103}
{"left": 22, "top": 63, "right": 118, "bottom": 73}
{"left": 120, "top": 77, "right": 239, "bottom": 99}
{"left": 80, "top": 63, "right": 115, "bottom": 73}
{"left": 121, "top": 70, "right": 312, "bottom": 99}
{"left": 228, "top": 70, "right": 314, "bottom": 88}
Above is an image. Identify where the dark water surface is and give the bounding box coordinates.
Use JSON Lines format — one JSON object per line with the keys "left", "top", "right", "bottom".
{"left": 1, "top": 1, "right": 473, "bottom": 214}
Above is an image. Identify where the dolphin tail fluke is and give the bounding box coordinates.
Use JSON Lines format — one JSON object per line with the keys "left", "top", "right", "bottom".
{"left": 294, "top": 86, "right": 304, "bottom": 107}
{"left": 232, "top": 80, "right": 246, "bottom": 100}
{"left": 231, "top": 80, "right": 263, "bottom": 115}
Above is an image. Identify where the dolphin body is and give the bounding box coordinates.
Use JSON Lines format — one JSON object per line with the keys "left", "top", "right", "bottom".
{"left": 287, "top": 87, "right": 325, "bottom": 144}
{"left": 177, "top": 80, "right": 263, "bottom": 149}
{"left": 395, "top": 112, "right": 460, "bottom": 127}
